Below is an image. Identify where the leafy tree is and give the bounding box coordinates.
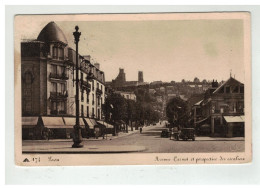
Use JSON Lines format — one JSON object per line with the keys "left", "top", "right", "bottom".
{"left": 166, "top": 97, "right": 189, "bottom": 128}
{"left": 194, "top": 77, "right": 200, "bottom": 83}
{"left": 126, "top": 99, "right": 136, "bottom": 132}
{"left": 103, "top": 93, "right": 127, "bottom": 133}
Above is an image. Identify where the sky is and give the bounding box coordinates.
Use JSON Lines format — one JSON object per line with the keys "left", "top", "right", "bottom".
{"left": 18, "top": 16, "right": 245, "bottom": 83}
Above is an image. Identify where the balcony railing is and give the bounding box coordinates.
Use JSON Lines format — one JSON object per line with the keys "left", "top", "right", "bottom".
{"left": 49, "top": 73, "right": 69, "bottom": 80}
{"left": 81, "top": 79, "right": 91, "bottom": 90}
{"left": 212, "top": 108, "right": 244, "bottom": 114}
{"left": 96, "top": 88, "right": 103, "bottom": 95}
{"left": 50, "top": 110, "right": 66, "bottom": 115}
{"left": 49, "top": 91, "right": 68, "bottom": 101}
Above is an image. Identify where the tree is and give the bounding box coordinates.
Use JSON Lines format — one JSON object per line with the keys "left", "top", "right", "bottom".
{"left": 126, "top": 99, "right": 136, "bottom": 132}
{"left": 103, "top": 93, "right": 127, "bottom": 134}
{"left": 194, "top": 77, "right": 200, "bottom": 83}
{"left": 166, "top": 97, "right": 189, "bottom": 128}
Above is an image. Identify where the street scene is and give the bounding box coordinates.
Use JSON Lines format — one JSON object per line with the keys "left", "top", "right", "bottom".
{"left": 20, "top": 16, "right": 245, "bottom": 154}
{"left": 23, "top": 121, "right": 244, "bottom": 153}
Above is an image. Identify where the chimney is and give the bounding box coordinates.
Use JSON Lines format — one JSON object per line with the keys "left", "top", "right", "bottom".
{"left": 212, "top": 79, "right": 219, "bottom": 88}
{"left": 94, "top": 63, "right": 100, "bottom": 70}
{"left": 83, "top": 55, "right": 90, "bottom": 61}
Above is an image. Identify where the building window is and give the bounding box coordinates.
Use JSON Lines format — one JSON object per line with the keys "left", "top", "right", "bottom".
{"left": 57, "top": 65, "right": 62, "bottom": 75}
{"left": 81, "top": 72, "right": 83, "bottom": 80}
{"left": 81, "top": 89, "right": 84, "bottom": 101}
{"left": 101, "top": 85, "right": 103, "bottom": 91}
{"left": 92, "top": 80, "right": 94, "bottom": 91}
{"left": 226, "top": 86, "right": 230, "bottom": 93}
{"left": 53, "top": 47, "right": 58, "bottom": 59}
{"left": 58, "top": 48, "right": 64, "bottom": 60}
{"left": 87, "top": 92, "right": 89, "bottom": 103}
{"left": 51, "top": 82, "right": 57, "bottom": 92}
{"left": 60, "top": 83, "right": 66, "bottom": 94}
{"left": 231, "top": 85, "right": 239, "bottom": 93}
{"left": 97, "top": 82, "right": 99, "bottom": 89}
{"left": 51, "top": 64, "right": 57, "bottom": 75}
{"left": 240, "top": 86, "right": 244, "bottom": 93}
{"left": 59, "top": 102, "right": 66, "bottom": 114}
{"left": 87, "top": 106, "right": 89, "bottom": 117}
{"left": 92, "top": 94, "right": 94, "bottom": 105}
{"left": 92, "top": 107, "right": 95, "bottom": 118}
{"left": 81, "top": 105, "right": 84, "bottom": 117}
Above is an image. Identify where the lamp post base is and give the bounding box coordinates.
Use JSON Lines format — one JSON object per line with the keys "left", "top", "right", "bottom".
{"left": 72, "top": 143, "right": 84, "bottom": 148}
{"left": 72, "top": 124, "right": 83, "bottom": 148}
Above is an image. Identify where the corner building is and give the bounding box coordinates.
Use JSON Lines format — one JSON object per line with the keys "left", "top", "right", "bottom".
{"left": 21, "top": 22, "right": 105, "bottom": 139}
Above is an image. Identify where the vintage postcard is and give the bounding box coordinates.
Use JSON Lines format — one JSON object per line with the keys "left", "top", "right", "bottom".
{"left": 14, "top": 12, "right": 251, "bottom": 166}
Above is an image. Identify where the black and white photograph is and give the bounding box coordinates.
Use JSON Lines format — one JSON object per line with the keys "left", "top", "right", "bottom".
{"left": 14, "top": 13, "right": 251, "bottom": 166}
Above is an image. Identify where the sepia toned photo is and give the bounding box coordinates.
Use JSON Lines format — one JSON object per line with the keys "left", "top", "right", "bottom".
{"left": 14, "top": 13, "right": 251, "bottom": 166}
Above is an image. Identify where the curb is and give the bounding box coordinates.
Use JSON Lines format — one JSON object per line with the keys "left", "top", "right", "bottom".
{"left": 22, "top": 145, "right": 146, "bottom": 154}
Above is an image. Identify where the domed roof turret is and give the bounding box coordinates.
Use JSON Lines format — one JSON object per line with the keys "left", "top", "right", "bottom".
{"left": 37, "top": 21, "right": 68, "bottom": 44}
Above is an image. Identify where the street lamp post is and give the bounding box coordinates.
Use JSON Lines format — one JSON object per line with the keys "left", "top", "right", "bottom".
{"left": 72, "top": 25, "right": 83, "bottom": 148}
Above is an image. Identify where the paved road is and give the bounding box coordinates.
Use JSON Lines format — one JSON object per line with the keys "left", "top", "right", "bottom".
{"left": 23, "top": 123, "right": 245, "bottom": 153}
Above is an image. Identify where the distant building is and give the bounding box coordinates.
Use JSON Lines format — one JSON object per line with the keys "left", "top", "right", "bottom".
{"left": 111, "top": 68, "right": 126, "bottom": 87}
{"left": 150, "top": 81, "right": 163, "bottom": 86}
{"left": 138, "top": 71, "right": 144, "bottom": 83}
{"left": 115, "top": 91, "right": 137, "bottom": 101}
{"left": 149, "top": 89, "right": 156, "bottom": 94}
{"left": 110, "top": 68, "right": 147, "bottom": 88}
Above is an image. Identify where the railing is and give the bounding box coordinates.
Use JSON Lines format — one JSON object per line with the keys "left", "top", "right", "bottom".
{"left": 212, "top": 108, "right": 244, "bottom": 114}
{"left": 50, "top": 110, "right": 66, "bottom": 115}
{"left": 96, "top": 88, "right": 103, "bottom": 95}
{"left": 81, "top": 79, "right": 91, "bottom": 90}
{"left": 49, "top": 92, "right": 68, "bottom": 101}
{"left": 49, "top": 73, "right": 69, "bottom": 80}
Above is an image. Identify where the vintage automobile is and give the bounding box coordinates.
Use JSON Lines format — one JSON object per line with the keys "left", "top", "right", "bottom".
{"left": 169, "top": 127, "right": 180, "bottom": 140}
{"left": 176, "top": 128, "right": 195, "bottom": 141}
{"left": 161, "top": 129, "right": 170, "bottom": 138}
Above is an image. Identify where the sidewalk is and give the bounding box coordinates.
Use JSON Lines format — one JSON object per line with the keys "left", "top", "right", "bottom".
{"left": 195, "top": 136, "right": 244, "bottom": 141}
{"left": 22, "top": 125, "right": 153, "bottom": 153}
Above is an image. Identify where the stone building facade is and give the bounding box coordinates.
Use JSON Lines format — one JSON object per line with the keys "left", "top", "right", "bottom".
{"left": 21, "top": 22, "right": 106, "bottom": 139}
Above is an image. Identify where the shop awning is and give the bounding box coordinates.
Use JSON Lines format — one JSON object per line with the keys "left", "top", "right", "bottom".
{"left": 194, "top": 100, "right": 203, "bottom": 106}
{"left": 97, "top": 121, "right": 114, "bottom": 128}
{"left": 41, "top": 117, "right": 66, "bottom": 128}
{"left": 85, "top": 118, "right": 97, "bottom": 129}
{"left": 63, "top": 117, "right": 85, "bottom": 128}
{"left": 22, "top": 117, "right": 39, "bottom": 128}
{"left": 224, "top": 116, "right": 245, "bottom": 123}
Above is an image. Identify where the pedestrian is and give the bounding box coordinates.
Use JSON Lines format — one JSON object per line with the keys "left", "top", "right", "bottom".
{"left": 140, "top": 127, "right": 143, "bottom": 134}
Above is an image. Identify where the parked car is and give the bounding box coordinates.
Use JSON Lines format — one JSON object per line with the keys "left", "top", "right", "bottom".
{"left": 177, "top": 128, "right": 195, "bottom": 141}
{"left": 161, "top": 129, "right": 170, "bottom": 138}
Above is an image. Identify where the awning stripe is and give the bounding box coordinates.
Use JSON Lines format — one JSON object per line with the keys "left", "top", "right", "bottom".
{"left": 22, "top": 117, "right": 38, "bottom": 127}
{"left": 224, "top": 116, "right": 244, "bottom": 123}
{"left": 97, "top": 121, "right": 114, "bottom": 128}
{"left": 42, "top": 117, "right": 65, "bottom": 127}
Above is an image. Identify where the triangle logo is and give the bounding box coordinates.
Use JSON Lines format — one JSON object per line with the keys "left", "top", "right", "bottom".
{"left": 23, "top": 158, "right": 30, "bottom": 162}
